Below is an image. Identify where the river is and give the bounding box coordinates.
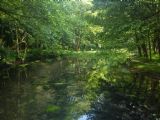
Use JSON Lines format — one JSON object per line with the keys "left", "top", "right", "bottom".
{"left": 0, "top": 58, "right": 160, "bottom": 120}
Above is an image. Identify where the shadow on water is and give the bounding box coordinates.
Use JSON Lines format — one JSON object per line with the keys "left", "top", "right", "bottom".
{"left": 0, "top": 58, "right": 160, "bottom": 120}
{"left": 87, "top": 69, "right": 160, "bottom": 120}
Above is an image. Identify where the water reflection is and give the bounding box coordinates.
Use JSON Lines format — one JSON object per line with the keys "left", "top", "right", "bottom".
{"left": 87, "top": 66, "right": 160, "bottom": 120}
{"left": 0, "top": 58, "right": 160, "bottom": 120}
{"left": 78, "top": 115, "right": 88, "bottom": 120}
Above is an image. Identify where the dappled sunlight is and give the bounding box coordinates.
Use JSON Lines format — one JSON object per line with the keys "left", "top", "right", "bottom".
{"left": 81, "top": 0, "right": 93, "bottom": 5}
{"left": 0, "top": 57, "right": 160, "bottom": 120}
{"left": 89, "top": 25, "right": 104, "bottom": 35}
{"left": 0, "top": 0, "right": 160, "bottom": 119}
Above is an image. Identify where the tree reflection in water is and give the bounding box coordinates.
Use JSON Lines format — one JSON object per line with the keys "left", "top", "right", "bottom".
{"left": 0, "top": 58, "right": 159, "bottom": 120}
{"left": 87, "top": 68, "right": 160, "bottom": 120}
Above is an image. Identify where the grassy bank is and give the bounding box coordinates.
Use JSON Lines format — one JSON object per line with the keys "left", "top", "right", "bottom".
{"left": 130, "top": 55, "right": 160, "bottom": 73}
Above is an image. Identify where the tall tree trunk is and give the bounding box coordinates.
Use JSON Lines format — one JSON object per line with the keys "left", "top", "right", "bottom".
{"left": 148, "top": 29, "right": 152, "bottom": 60}
{"left": 135, "top": 30, "right": 142, "bottom": 57}
{"left": 141, "top": 43, "right": 148, "bottom": 58}
{"left": 16, "top": 29, "right": 20, "bottom": 58}
{"left": 152, "top": 39, "right": 157, "bottom": 54}
{"left": 76, "top": 39, "right": 80, "bottom": 51}
{"left": 137, "top": 46, "right": 142, "bottom": 57}
{"left": 157, "top": 37, "right": 160, "bottom": 56}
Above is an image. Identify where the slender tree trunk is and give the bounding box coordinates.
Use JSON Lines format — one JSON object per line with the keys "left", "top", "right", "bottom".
{"left": 16, "top": 29, "right": 20, "bottom": 58}
{"left": 152, "top": 39, "right": 157, "bottom": 54}
{"left": 148, "top": 29, "right": 152, "bottom": 60}
{"left": 141, "top": 43, "right": 148, "bottom": 58}
{"left": 138, "top": 46, "right": 142, "bottom": 57}
{"left": 135, "top": 30, "right": 142, "bottom": 57}
{"left": 157, "top": 37, "right": 160, "bottom": 56}
{"left": 76, "top": 39, "right": 80, "bottom": 51}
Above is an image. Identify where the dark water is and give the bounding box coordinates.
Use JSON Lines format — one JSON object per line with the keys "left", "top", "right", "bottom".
{"left": 0, "top": 58, "right": 160, "bottom": 120}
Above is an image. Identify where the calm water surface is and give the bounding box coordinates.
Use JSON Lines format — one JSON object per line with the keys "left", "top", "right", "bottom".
{"left": 0, "top": 58, "right": 160, "bottom": 120}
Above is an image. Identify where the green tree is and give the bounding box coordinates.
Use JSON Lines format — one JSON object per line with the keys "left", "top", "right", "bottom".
{"left": 91, "top": 0, "right": 160, "bottom": 59}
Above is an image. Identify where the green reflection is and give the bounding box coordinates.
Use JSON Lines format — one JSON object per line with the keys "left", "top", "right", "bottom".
{"left": 0, "top": 58, "right": 160, "bottom": 120}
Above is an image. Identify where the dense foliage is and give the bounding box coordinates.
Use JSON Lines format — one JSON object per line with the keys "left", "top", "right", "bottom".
{"left": 0, "top": 1, "right": 160, "bottom": 119}
{"left": 0, "top": 0, "right": 160, "bottom": 64}
{"left": 0, "top": 0, "right": 93, "bottom": 63}
{"left": 91, "top": 0, "right": 160, "bottom": 59}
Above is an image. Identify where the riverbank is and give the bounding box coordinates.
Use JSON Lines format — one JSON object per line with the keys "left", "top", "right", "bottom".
{"left": 130, "top": 56, "right": 160, "bottom": 73}
{"left": 1, "top": 50, "right": 160, "bottom": 75}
